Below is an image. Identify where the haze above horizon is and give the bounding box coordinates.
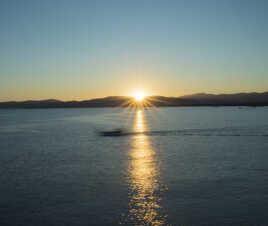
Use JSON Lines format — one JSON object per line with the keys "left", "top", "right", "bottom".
{"left": 0, "top": 0, "right": 267, "bottom": 101}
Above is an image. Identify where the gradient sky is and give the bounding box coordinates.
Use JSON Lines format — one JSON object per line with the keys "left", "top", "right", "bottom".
{"left": 0, "top": 0, "right": 267, "bottom": 101}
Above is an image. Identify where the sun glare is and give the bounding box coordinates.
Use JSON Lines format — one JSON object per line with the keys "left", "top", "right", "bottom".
{"left": 132, "top": 91, "right": 147, "bottom": 102}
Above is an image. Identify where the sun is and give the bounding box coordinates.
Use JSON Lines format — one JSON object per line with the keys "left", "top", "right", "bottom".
{"left": 132, "top": 91, "right": 147, "bottom": 102}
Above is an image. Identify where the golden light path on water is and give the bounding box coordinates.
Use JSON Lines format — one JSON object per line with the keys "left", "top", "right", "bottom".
{"left": 122, "top": 109, "right": 168, "bottom": 225}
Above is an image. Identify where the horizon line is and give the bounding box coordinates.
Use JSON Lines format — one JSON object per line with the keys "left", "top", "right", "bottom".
{"left": 1, "top": 91, "right": 268, "bottom": 103}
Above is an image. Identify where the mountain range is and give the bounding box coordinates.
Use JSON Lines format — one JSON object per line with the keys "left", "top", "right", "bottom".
{"left": 1, "top": 92, "right": 268, "bottom": 108}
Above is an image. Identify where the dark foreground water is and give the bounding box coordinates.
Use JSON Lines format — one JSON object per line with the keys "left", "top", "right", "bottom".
{"left": 0, "top": 107, "right": 268, "bottom": 226}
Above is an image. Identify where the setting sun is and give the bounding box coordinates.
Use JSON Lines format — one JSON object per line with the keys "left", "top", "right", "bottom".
{"left": 132, "top": 91, "right": 147, "bottom": 102}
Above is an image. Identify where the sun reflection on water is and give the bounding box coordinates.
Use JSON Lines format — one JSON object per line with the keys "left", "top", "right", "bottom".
{"left": 122, "top": 109, "right": 168, "bottom": 225}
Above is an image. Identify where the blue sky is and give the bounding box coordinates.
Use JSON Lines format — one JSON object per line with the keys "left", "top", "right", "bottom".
{"left": 0, "top": 0, "right": 267, "bottom": 100}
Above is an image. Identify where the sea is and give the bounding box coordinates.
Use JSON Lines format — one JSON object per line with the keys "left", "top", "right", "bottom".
{"left": 0, "top": 107, "right": 268, "bottom": 226}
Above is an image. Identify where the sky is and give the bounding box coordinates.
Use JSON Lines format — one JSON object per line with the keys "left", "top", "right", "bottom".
{"left": 0, "top": 0, "right": 267, "bottom": 101}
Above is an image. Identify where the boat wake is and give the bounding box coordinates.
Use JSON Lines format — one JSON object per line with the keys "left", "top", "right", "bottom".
{"left": 99, "top": 127, "right": 268, "bottom": 137}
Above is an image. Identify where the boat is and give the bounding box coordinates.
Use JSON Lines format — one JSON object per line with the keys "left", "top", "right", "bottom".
{"left": 99, "top": 128, "right": 126, "bottom": 137}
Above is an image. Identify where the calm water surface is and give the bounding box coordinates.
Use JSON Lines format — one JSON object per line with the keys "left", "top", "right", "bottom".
{"left": 0, "top": 107, "right": 268, "bottom": 225}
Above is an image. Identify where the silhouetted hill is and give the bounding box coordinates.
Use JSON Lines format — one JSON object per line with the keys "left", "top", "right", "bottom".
{"left": 1, "top": 92, "right": 268, "bottom": 108}
{"left": 181, "top": 92, "right": 268, "bottom": 105}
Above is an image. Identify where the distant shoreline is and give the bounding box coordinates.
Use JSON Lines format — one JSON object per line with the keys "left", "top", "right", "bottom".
{"left": 1, "top": 92, "right": 268, "bottom": 109}
{"left": 0, "top": 106, "right": 267, "bottom": 110}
